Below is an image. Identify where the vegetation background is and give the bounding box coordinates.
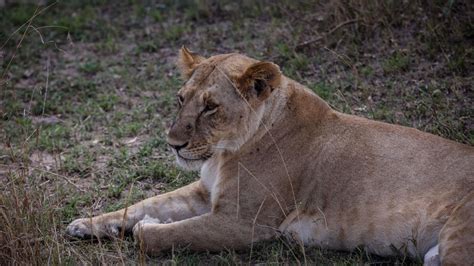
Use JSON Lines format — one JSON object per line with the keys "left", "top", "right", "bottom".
{"left": 1, "top": 0, "right": 472, "bottom": 264}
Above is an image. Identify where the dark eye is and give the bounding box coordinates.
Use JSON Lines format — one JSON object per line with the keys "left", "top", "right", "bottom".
{"left": 177, "top": 94, "right": 184, "bottom": 107}
{"left": 203, "top": 102, "right": 218, "bottom": 114}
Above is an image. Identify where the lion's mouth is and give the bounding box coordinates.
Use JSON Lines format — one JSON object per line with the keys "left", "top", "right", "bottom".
{"left": 177, "top": 153, "right": 205, "bottom": 161}
{"left": 174, "top": 149, "right": 213, "bottom": 162}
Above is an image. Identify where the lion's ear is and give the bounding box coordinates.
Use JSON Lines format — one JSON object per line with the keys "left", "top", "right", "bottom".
{"left": 177, "top": 46, "right": 206, "bottom": 79}
{"left": 237, "top": 62, "right": 281, "bottom": 101}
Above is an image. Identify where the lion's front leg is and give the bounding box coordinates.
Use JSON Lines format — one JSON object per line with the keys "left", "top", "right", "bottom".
{"left": 66, "top": 181, "right": 209, "bottom": 239}
{"left": 133, "top": 213, "right": 276, "bottom": 254}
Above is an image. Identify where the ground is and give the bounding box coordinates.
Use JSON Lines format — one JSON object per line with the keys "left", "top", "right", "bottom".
{"left": 0, "top": 0, "right": 472, "bottom": 264}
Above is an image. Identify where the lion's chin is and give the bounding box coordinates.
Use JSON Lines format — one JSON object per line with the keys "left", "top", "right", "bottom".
{"left": 175, "top": 155, "right": 206, "bottom": 171}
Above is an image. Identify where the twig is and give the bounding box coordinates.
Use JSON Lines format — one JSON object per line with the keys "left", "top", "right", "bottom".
{"left": 236, "top": 163, "right": 240, "bottom": 219}
{"left": 42, "top": 56, "right": 50, "bottom": 116}
{"left": 249, "top": 196, "right": 267, "bottom": 262}
{"left": 0, "top": 1, "right": 57, "bottom": 50}
{"left": 120, "top": 183, "right": 134, "bottom": 240}
{"left": 0, "top": 2, "right": 58, "bottom": 86}
{"left": 29, "top": 166, "right": 86, "bottom": 192}
{"left": 1, "top": 6, "right": 39, "bottom": 86}
{"left": 238, "top": 162, "right": 287, "bottom": 217}
{"left": 28, "top": 25, "right": 45, "bottom": 44}
{"left": 29, "top": 24, "right": 70, "bottom": 54}
{"left": 295, "top": 19, "right": 360, "bottom": 50}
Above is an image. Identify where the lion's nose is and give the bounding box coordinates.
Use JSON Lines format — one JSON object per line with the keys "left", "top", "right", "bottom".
{"left": 169, "top": 142, "right": 189, "bottom": 151}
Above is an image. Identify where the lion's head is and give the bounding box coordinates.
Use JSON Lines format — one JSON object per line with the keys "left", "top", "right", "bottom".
{"left": 167, "top": 47, "right": 282, "bottom": 170}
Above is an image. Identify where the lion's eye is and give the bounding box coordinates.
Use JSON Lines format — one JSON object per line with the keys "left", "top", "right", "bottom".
{"left": 203, "top": 102, "right": 218, "bottom": 114}
{"left": 177, "top": 95, "right": 184, "bottom": 107}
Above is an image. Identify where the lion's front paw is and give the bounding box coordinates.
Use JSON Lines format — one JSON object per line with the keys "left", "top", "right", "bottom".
{"left": 132, "top": 220, "right": 144, "bottom": 241}
{"left": 133, "top": 220, "right": 150, "bottom": 251}
{"left": 66, "top": 218, "right": 95, "bottom": 238}
{"left": 132, "top": 219, "right": 153, "bottom": 241}
{"left": 66, "top": 218, "right": 120, "bottom": 239}
{"left": 133, "top": 217, "right": 165, "bottom": 254}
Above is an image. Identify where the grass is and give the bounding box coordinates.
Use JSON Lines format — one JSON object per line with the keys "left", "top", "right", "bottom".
{"left": 383, "top": 52, "right": 411, "bottom": 73}
{"left": 0, "top": 0, "right": 472, "bottom": 264}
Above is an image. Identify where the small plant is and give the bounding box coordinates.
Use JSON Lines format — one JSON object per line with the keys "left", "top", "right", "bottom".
{"left": 310, "top": 82, "right": 334, "bottom": 100}
{"left": 383, "top": 52, "right": 410, "bottom": 73}
{"left": 62, "top": 194, "right": 93, "bottom": 221}
{"left": 56, "top": 5, "right": 97, "bottom": 39}
{"left": 164, "top": 25, "right": 186, "bottom": 42}
{"left": 96, "top": 36, "right": 119, "bottom": 54}
{"left": 151, "top": 9, "right": 163, "bottom": 22}
{"left": 97, "top": 93, "right": 118, "bottom": 112}
{"left": 61, "top": 146, "right": 96, "bottom": 176}
{"left": 6, "top": 5, "right": 36, "bottom": 25}
{"left": 360, "top": 66, "right": 374, "bottom": 77}
{"left": 289, "top": 53, "right": 310, "bottom": 72}
{"left": 79, "top": 60, "right": 102, "bottom": 74}
{"left": 1, "top": 99, "right": 23, "bottom": 120}
{"left": 37, "top": 124, "right": 74, "bottom": 152}
{"left": 447, "top": 50, "right": 468, "bottom": 75}
{"left": 137, "top": 40, "right": 159, "bottom": 53}
{"left": 113, "top": 121, "right": 142, "bottom": 138}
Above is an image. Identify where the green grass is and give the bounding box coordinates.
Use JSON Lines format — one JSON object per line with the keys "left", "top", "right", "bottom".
{"left": 37, "top": 124, "right": 74, "bottom": 152}
{"left": 383, "top": 52, "right": 411, "bottom": 73}
{"left": 0, "top": 0, "right": 472, "bottom": 264}
{"left": 309, "top": 82, "right": 334, "bottom": 101}
{"left": 61, "top": 146, "right": 96, "bottom": 176}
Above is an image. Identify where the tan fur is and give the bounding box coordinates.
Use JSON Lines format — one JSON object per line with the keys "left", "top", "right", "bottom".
{"left": 67, "top": 49, "right": 474, "bottom": 264}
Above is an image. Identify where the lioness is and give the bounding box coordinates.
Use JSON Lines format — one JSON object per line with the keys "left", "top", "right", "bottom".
{"left": 67, "top": 47, "right": 473, "bottom": 265}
